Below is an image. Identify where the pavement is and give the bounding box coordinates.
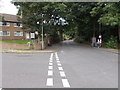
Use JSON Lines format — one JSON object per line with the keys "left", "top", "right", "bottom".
{"left": 0, "top": 40, "right": 118, "bottom": 88}
{"left": 0, "top": 43, "right": 61, "bottom": 54}
{"left": 0, "top": 40, "right": 119, "bottom": 54}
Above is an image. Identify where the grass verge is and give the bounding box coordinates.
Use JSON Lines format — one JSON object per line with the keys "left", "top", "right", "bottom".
{"left": 0, "top": 40, "right": 33, "bottom": 44}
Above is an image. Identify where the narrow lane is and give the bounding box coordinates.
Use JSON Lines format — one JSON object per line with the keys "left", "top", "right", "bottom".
{"left": 1, "top": 40, "right": 118, "bottom": 88}
{"left": 2, "top": 53, "right": 49, "bottom": 88}
{"left": 57, "top": 40, "right": 118, "bottom": 88}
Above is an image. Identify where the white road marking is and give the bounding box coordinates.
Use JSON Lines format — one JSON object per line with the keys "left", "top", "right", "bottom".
{"left": 49, "top": 62, "right": 53, "bottom": 65}
{"left": 58, "top": 63, "right": 62, "bottom": 66}
{"left": 46, "top": 78, "right": 53, "bottom": 86}
{"left": 60, "top": 71, "right": 66, "bottom": 77}
{"left": 48, "top": 66, "right": 53, "bottom": 70}
{"left": 50, "top": 53, "right": 53, "bottom": 60}
{"left": 51, "top": 53, "right": 53, "bottom": 57}
{"left": 55, "top": 57, "right": 59, "bottom": 59}
{"left": 58, "top": 67, "right": 63, "bottom": 71}
{"left": 54, "top": 52, "right": 71, "bottom": 88}
{"left": 48, "top": 70, "right": 53, "bottom": 76}
{"left": 62, "top": 79, "right": 70, "bottom": 87}
{"left": 55, "top": 52, "right": 59, "bottom": 58}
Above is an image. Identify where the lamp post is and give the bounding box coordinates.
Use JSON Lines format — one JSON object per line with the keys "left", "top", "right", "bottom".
{"left": 37, "top": 14, "right": 45, "bottom": 50}
{"left": 41, "top": 14, "right": 44, "bottom": 50}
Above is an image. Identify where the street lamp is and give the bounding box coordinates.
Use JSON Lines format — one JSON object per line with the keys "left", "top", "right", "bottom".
{"left": 37, "top": 14, "right": 45, "bottom": 50}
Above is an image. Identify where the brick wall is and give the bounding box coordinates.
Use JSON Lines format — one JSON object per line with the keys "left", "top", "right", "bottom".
{"left": 0, "top": 22, "right": 26, "bottom": 40}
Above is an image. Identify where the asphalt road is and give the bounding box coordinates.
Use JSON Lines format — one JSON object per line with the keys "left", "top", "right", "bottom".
{"left": 1, "top": 40, "right": 118, "bottom": 88}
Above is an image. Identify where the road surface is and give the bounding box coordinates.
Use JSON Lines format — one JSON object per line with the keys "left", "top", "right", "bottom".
{"left": 1, "top": 40, "right": 118, "bottom": 88}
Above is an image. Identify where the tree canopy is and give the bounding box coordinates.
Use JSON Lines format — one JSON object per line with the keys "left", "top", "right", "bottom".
{"left": 13, "top": 2, "right": 120, "bottom": 43}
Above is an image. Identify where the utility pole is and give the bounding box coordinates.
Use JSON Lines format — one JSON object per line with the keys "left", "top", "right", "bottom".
{"left": 41, "top": 14, "right": 44, "bottom": 50}
{"left": 37, "top": 14, "right": 44, "bottom": 50}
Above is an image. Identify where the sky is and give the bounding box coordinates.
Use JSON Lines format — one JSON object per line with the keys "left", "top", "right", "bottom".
{"left": 0, "top": 0, "right": 18, "bottom": 15}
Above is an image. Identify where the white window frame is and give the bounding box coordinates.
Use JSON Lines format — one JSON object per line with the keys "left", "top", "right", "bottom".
{"left": 14, "top": 23, "right": 22, "bottom": 27}
{"left": 0, "top": 22, "right": 2, "bottom": 26}
{"left": 14, "top": 31, "right": 23, "bottom": 36}
{"left": 20, "top": 24, "right": 23, "bottom": 28}
{"left": 14, "top": 23, "right": 18, "bottom": 27}
{"left": 2, "top": 31, "right": 10, "bottom": 36}
{"left": 2, "top": 22, "right": 10, "bottom": 27}
{"left": 0, "top": 31, "right": 2, "bottom": 36}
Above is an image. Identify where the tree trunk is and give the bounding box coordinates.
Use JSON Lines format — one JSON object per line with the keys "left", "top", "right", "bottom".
{"left": 38, "top": 32, "right": 41, "bottom": 43}
{"left": 93, "top": 23, "right": 96, "bottom": 37}
{"left": 60, "top": 29, "right": 63, "bottom": 41}
{"left": 118, "top": 25, "right": 120, "bottom": 41}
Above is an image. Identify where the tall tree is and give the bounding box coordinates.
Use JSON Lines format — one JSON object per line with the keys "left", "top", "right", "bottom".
{"left": 91, "top": 2, "right": 120, "bottom": 40}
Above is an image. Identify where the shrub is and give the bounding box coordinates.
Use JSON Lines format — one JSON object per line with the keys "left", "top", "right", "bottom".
{"left": 105, "top": 36, "right": 118, "bottom": 49}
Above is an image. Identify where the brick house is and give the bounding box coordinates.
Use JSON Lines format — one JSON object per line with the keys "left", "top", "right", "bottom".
{"left": 0, "top": 13, "right": 26, "bottom": 40}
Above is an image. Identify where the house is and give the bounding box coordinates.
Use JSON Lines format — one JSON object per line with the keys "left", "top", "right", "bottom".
{"left": 0, "top": 13, "right": 33, "bottom": 40}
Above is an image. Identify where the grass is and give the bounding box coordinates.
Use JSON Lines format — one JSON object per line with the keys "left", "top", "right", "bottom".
{"left": 0, "top": 40, "right": 33, "bottom": 44}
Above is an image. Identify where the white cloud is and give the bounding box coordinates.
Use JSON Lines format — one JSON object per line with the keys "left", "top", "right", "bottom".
{"left": 0, "top": 0, "right": 18, "bottom": 15}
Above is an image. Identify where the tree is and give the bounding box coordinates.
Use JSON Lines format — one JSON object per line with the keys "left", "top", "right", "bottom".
{"left": 13, "top": 2, "right": 69, "bottom": 42}
{"left": 13, "top": 2, "right": 119, "bottom": 45}
{"left": 91, "top": 2, "right": 120, "bottom": 40}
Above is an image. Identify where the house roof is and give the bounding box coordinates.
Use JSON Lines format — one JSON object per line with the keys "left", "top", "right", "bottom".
{"left": 0, "top": 13, "right": 20, "bottom": 22}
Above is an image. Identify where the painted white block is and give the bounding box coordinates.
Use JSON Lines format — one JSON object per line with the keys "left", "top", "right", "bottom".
{"left": 58, "top": 67, "right": 63, "bottom": 71}
{"left": 51, "top": 53, "right": 53, "bottom": 57}
{"left": 48, "top": 66, "right": 53, "bottom": 70}
{"left": 62, "top": 79, "right": 70, "bottom": 87}
{"left": 46, "top": 78, "right": 53, "bottom": 86}
{"left": 50, "top": 53, "right": 53, "bottom": 60}
{"left": 49, "top": 63, "right": 53, "bottom": 65}
{"left": 60, "top": 71, "right": 66, "bottom": 77}
{"left": 55, "top": 52, "right": 59, "bottom": 58}
{"left": 48, "top": 70, "right": 53, "bottom": 76}
{"left": 58, "top": 63, "right": 62, "bottom": 66}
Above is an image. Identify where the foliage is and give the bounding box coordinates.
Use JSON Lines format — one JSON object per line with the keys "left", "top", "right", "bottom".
{"left": 99, "top": 3, "right": 120, "bottom": 26}
{"left": 105, "top": 36, "right": 117, "bottom": 49}
{"left": 1, "top": 40, "right": 33, "bottom": 44}
{"left": 12, "top": 2, "right": 119, "bottom": 44}
{"left": 91, "top": 2, "right": 120, "bottom": 41}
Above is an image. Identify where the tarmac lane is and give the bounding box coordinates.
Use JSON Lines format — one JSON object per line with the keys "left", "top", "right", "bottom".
{"left": 1, "top": 40, "right": 118, "bottom": 88}
{"left": 2, "top": 52, "right": 71, "bottom": 88}
{"left": 2, "top": 53, "right": 50, "bottom": 88}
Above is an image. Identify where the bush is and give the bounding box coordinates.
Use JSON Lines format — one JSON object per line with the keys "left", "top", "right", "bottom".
{"left": 49, "top": 34, "right": 60, "bottom": 44}
{"left": 105, "top": 36, "right": 118, "bottom": 49}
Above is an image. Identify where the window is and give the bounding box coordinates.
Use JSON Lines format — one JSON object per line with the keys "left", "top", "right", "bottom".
{"left": 2, "top": 31, "right": 10, "bottom": 36}
{"left": 0, "top": 22, "right": 2, "bottom": 26}
{"left": 14, "top": 23, "right": 23, "bottom": 27}
{"left": 20, "top": 24, "right": 23, "bottom": 27}
{"left": 2, "top": 21, "right": 10, "bottom": 26}
{"left": 14, "top": 31, "right": 23, "bottom": 36}
{"left": 0, "top": 31, "right": 2, "bottom": 36}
